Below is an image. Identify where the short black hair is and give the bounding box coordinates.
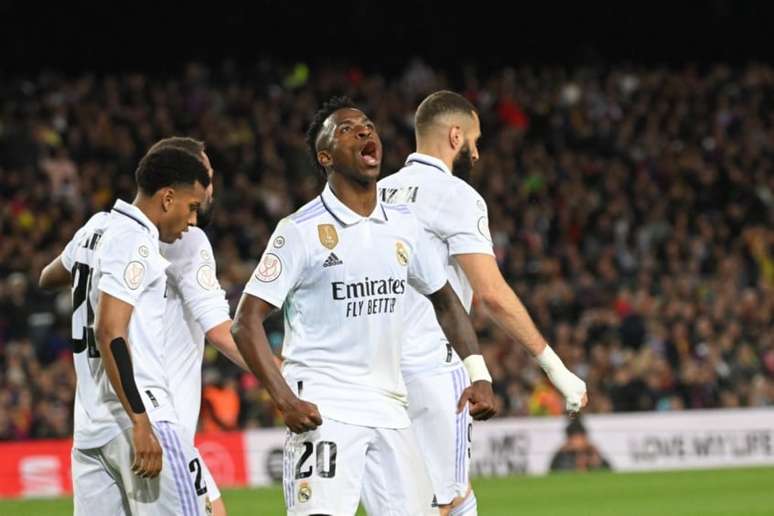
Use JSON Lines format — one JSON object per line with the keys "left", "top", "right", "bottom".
{"left": 135, "top": 145, "right": 210, "bottom": 196}
{"left": 415, "top": 90, "right": 477, "bottom": 136}
{"left": 305, "top": 96, "right": 358, "bottom": 176}
{"left": 147, "top": 136, "right": 206, "bottom": 157}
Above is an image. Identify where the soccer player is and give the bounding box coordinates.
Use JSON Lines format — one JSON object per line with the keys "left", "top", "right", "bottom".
{"left": 40, "top": 145, "right": 211, "bottom": 515}
{"left": 231, "top": 97, "right": 496, "bottom": 516}
{"left": 154, "top": 137, "right": 248, "bottom": 516}
{"left": 378, "top": 90, "right": 589, "bottom": 515}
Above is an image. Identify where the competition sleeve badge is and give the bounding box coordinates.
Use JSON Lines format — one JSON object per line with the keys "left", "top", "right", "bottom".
{"left": 255, "top": 253, "right": 282, "bottom": 282}
{"left": 317, "top": 224, "right": 339, "bottom": 249}
{"left": 395, "top": 241, "right": 409, "bottom": 266}
{"left": 123, "top": 261, "right": 146, "bottom": 290}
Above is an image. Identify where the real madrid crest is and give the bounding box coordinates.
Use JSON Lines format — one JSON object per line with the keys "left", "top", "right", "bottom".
{"left": 298, "top": 481, "right": 312, "bottom": 503}
{"left": 395, "top": 241, "right": 409, "bottom": 266}
{"left": 318, "top": 224, "right": 339, "bottom": 249}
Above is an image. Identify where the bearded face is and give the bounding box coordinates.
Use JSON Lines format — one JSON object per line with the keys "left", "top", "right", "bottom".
{"left": 452, "top": 142, "right": 475, "bottom": 178}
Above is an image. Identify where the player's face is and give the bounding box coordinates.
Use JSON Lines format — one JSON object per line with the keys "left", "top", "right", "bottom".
{"left": 158, "top": 182, "right": 207, "bottom": 243}
{"left": 319, "top": 108, "right": 382, "bottom": 185}
{"left": 452, "top": 112, "right": 481, "bottom": 177}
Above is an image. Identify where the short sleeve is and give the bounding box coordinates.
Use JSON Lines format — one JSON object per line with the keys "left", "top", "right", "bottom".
{"left": 243, "top": 219, "right": 306, "bottom": 309}
{"left": 167, "top": 229, "right": 230, "bottom": 334}
{"left": 407, "top": 219, "right": 448, "bottom": 296}
{"left": 60, "top": 228, "right": 84, "bottom": 272}
{"left": 97, "top": 230, "right": 168, "bottom": 306}
{"left": 433, "top": 182, "right": 494, "bottom": 257}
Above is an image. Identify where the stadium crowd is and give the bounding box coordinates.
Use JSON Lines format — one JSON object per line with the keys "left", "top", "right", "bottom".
{"left": 0, "top": 60, "right": 772, "bottom": 440}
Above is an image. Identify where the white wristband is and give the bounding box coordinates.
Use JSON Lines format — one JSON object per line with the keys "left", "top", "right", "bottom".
{"left": 463, "top": 354, "right": 492, "bottom": 383}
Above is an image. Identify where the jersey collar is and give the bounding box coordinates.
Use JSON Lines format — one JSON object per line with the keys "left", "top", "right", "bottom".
{"left": 111, "top": 199, "right": 160, "bottom": 240}
{"left": 320, "top": 182, "right": 389, "bottom": 226}
{"left": 405, "top": 152, "right": 452, "bottom": 175}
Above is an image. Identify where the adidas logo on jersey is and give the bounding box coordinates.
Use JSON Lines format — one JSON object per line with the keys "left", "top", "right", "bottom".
{"left": 323, "top": 253, "right": 343, "bottom": 267}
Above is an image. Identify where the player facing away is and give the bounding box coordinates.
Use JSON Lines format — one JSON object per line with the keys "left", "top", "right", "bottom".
{"left": 231, "top": 97, "right": 496, "bottom": 516}
{"left": 379, "top": 90, "right": 589, "bottom": 515}
{"left": 40, "top": 145, "right": 211, "bottom": 515}
{"left": 154, "top": 137, "right": 249, "bottom": 516}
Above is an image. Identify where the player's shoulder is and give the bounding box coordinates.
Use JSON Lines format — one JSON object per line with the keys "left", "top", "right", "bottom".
{"left": 161, "top": 227, "right": 212, "bottom": 262}
{"left": 288, "top": 197, "right": 326, "bottom": 227}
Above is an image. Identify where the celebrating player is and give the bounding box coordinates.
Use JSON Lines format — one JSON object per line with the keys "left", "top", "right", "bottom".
{"left": 231, "top": 97, "right": 496, "bottom": 516}
{"left": 40, "top": 144, "right": 211, "bottom": 515}
{"left": 379, "top": 90, "right": 589, "bottom": 515}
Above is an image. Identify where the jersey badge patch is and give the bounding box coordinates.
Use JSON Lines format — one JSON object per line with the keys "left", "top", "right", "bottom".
{"left": 477, "top": 216, "right": 492, "bottom": 242}
{"left": 197, "top": 264, "right": 218, "bottom": 290}
{"left": 123, "top": 261, "right": 145, "bottom": 290}
{"left": 298, "top": 481, "right": 312, "bottom": 503}
{"left": 255, "top": 253, "right": 282, "bottom": 282}
{"left": 138, "top": 245, "right": 150, "bottom": 258}
{"left": 318, "top": 224, "right": 339, "bottom": 249}
{"left": 273, "top": 235, "right": 286, "bottom": 249}
{"left": 395, "top": 241, "right": 409, "bottom": 266}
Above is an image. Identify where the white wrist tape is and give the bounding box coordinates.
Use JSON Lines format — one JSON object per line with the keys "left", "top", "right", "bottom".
{"left": 536, "top": 345, "right": 564, "bottom": 374}
{"left": 463, "top": 354, "right": 492, "bottom": 383}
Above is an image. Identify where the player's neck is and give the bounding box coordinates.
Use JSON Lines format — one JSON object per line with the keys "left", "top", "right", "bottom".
{"left": 328, "top": 177, "right": 377, "bottom": 217}
{"left": 415, "top": 143, "right": 454, "bottom": 173}
{"left": 132, "top": 194, "right": 162, "bottom": 229}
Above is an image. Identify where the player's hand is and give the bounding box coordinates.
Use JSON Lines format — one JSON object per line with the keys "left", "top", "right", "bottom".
{"left": 457, "top": 380, "right": 497, "bottom": 420}
{"left": 281, "top": 397, "right": 323, "bottom": 433}
{"left": 131, "top": 416, "right": 162, "bottom": 478}
{"left": 546, "top": 367, "right": 588, "bottom": 416}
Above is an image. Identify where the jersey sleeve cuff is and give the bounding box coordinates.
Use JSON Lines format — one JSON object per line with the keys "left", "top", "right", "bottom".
{"left": 97, "top": 282, "right": 138, "bottom": 307}
{"left": 448, "top": 243, "right": 495, "bottom": 257}
{"left": 242, "top": 288, "right": 285, "bottom": 311}
{"left": 198, "top": 310, "right": 231, "bottom": 335}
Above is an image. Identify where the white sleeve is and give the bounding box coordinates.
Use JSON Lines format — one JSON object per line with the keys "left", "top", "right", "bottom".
{"left": 433, "top": 182, "right": 494, "bottom": 256}
{"left": 97, "top": 230, "right": 167, "bottom": 306}
{"left": 243, "top": 219, "right": 306, "bottom": 309}
{"left": 168, "top": 230, "right": 230, "bottom": 334}
{"left": 407, "top": 218, "right": 448, "bottom": 296}
{"left": 60, "top": 227, "right": 85, "bottom": 272}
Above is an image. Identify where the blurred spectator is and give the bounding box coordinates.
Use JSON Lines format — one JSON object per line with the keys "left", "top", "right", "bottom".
{"left": 550, "top": 418, "right": 610, "bottom": 472}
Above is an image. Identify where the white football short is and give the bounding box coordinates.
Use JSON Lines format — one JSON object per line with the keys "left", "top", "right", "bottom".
{"left": 72, "top": 421, "right": 212, "bottom": 515}
{"left": 406, "top": 365, "right": 472, "bottom": 505}
{"left": 283, "top": 417, "right": 438, "bottom": 515}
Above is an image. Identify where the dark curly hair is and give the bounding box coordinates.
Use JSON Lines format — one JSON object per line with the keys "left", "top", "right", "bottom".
{"left": 305, "top": 96, "right": 358, "bottom": 176}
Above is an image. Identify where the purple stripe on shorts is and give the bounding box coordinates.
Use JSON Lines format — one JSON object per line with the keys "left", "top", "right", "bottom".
{"left": 452, "top": 368, "right": 462, "bottom": 484}
{"left": 457, "top": 368, "right": 467, "bottom": 484}
{"left": 156, "top": 423, "right": 192, "bottom": 516}
{"left": 169, "top": 425, "right": 203, "bottom": 515}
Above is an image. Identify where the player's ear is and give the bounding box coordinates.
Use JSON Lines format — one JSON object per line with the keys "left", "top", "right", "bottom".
{"left": 159, "top": 187, "right": 175, "bottom": 212}
{"left": 317, "top": 150, "right": 332, "bottom": 169}
{"left": 449, "top": 125, "right": 463, "bottom": 151}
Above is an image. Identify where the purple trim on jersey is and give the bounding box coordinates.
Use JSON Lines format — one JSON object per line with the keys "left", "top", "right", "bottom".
{"left": 456, "top": 368, "right": 468, "bottom": 484}
{"left": 113, "top": 208, "right": 151, "bottom": 232}
{"left": 406, "top": 158, "right": 447, "bottom": 175}
{"left": 383, "top": 204, "right": 410, "bottom": 213}
{"left": 292, "top": 203, "right": 325, "bottom": 223}
{"left": 157, "top": 423, "right": 193, "bottom": 516}
{"left": 319, "top": 194, "right": 347, "bottom": 226}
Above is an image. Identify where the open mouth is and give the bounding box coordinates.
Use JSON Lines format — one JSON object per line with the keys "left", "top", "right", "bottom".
{"left": 360, "top": 140, "right": 379, "bottom": 167}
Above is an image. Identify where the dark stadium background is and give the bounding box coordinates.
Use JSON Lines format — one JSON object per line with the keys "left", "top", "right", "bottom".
{"left": 2, "top": 1, "right": 773, "bottom": 73}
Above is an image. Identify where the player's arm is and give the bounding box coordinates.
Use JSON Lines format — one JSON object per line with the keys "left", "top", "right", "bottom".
{"left": 39, "top": 255, "right": 72, "bottom": 289}
{"left": 95, "top": 292, "right": 162, "bottom": 479}
{"left": 427, "top": 283, "right": 496, "bottom": 420}
{"left": 205, "top": 320, "right": 248, "bottom": 370}
{"left": 231, "top": 294, "right": 321, "bottom": 433}
{"left": 455, "top": 253, "right": 587, "bottom": 413}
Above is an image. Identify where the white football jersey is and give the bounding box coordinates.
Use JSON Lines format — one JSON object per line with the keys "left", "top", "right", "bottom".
{"left": 160, "top": 227, "right": 230, "bottom": 444}
{"left": 62, "top": 199, "right": 176, "bottom": 449}
{"left": 243, "top": 183, "right": 447, "bottom": 429}
{"left": 378, "top": 152, "right": 494, "bottom": 379}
